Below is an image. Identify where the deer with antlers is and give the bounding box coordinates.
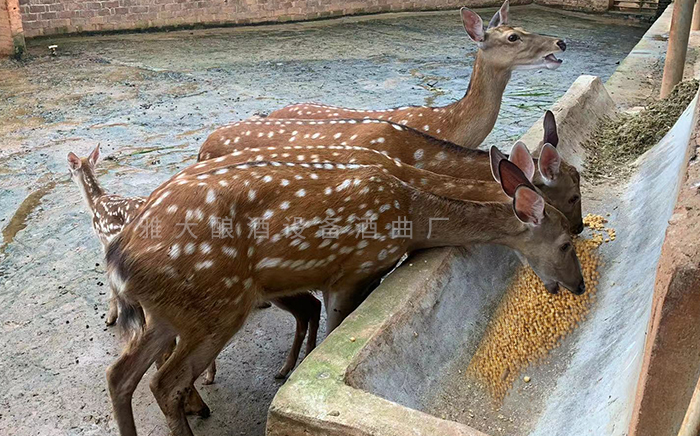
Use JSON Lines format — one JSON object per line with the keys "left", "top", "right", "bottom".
{"left": 105, "top": 145, "right": 584, "bottom": 435}
{"left": 199, "top": 111, "right": 582, "bottom": 233}
{"left": 264, "top": 1, "right": 566, "bottom": 149}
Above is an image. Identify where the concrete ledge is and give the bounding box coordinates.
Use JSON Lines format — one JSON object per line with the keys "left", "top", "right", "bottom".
{"left": 628, "top": 94, "right": 700, "bottom": 436}
{"left": 267, "top": 247, "right": 496, "bottom": 436}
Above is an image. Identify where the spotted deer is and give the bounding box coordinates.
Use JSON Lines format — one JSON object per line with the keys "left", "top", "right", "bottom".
{"left": 105, "top": 150, "right": 584, "bottom": 436}
{"left": 199, "top": 110, "right": 583, "bottom": 233}
{"left": 67, "top": 146, "right": 309, "bottom": 383}
{"left": 265, "top": 1, "right": 566, "bottom": 149}
{"left": 68, "top": 145, "right": 146, "bottom": 326}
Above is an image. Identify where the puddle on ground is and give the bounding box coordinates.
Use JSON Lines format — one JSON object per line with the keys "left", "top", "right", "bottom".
{"left": 1, "top": 180, "right": 57, "bottom": 254}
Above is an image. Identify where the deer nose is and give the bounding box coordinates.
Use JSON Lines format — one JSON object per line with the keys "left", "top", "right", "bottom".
{"left": 573, "top": 222, "right": 584, "bottom": 234}
{"left": 556, "top": 40, "right": 567, "bottom": 52}
{"left": 575, "top": 280, "right": 586, "bottom": 296}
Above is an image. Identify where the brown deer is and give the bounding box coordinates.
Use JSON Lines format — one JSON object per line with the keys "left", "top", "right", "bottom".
{"left": 265, "top": 1, "right": 566, "bottom": 149}
{"left": 198, "top": 111, "right": 583, "bottom": 233}
{"left": 68, "top": 145, "right": 146, "bottom": 326}
{"left": 105, "top": 153, "right": 584, "bottom": 436}
{"left": 67, "top": 146, "right": 307, "bottom": 384}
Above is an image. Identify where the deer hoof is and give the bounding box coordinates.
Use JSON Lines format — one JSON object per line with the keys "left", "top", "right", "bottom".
{"left": 196, "top": 404, "right": 211, "bottom": 419}
{"left": 105, "top": 314, "right": 117, "bottom": 326}
{"left": 274, "top": 369, "right": 290, "bottom": 380}
{"left": 257, "top": 300, "right": 272, "bottom": 309}
{"left": 185, "top": 401, "right": 211, "bottom": 418}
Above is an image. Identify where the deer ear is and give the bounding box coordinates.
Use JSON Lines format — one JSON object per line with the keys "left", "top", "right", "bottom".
{"left": 509, "top": 141, "right": 535, "bottom": 182}
{"left": 488, "top": 0, "right": 509, "bottom": 28}
{"left": 489, "top": 146, "right": 508, "bottom": 183}
{"left": 538, "top": 143, "right": 561, "bottom": 183}
{"left": 67, "top": 152, "right": 82, "bottom": 171}
{"left": 543, "top": 110, "right": 559, "bottom": 147}
{"left": 461, "top": 8, "right": 485, "bottom": 43}
{"left": 498, "top": 159, "right": 532, "bottom": 198}
{"left": 88, "top": 145, "right": 100, "bottom": 167}
{"left": 513, "top": 186, "right": 545, "bottom": 226}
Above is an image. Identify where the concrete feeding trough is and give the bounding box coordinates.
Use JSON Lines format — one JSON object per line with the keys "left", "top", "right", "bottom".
{"left": 266, "top": 75, "right": 700, "bottom": 436}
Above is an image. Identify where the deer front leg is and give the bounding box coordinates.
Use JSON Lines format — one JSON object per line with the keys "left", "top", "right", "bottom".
{"left": 271, "top": 292, "right": 322, "bottom": 379}
{"left": 324, "top": 276, "right": 380, "bottom": 333}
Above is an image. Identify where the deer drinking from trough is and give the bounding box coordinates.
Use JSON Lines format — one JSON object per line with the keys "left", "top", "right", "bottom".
{"left": 199, "top": 111, "right": 583, "bottom": 233}
{"left": 265, "top": 1, "right": 566, "bottom": 149}
{"left": 105, "top": 149, "right": 584, "bottom": 436}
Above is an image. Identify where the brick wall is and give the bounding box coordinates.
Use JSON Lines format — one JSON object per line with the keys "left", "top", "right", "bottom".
{"left": 1, "top": 0, "right": 24, "bottom": 57}
{"left": 18, "top": 0, "right": 532, "bottom": 38}
{"left": 533, "top": 0, "right": 611, "bottom": 13}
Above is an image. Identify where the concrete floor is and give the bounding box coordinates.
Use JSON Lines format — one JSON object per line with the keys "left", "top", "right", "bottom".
{"left": 0, "top": 6, "right": 646, "bottom": 436}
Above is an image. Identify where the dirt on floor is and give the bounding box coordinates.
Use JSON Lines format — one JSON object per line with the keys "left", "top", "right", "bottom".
{"left": 0, "top": 5, "right": 645, "bottom": 436}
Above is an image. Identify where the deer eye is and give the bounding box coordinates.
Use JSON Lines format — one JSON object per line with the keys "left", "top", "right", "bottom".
{"left": 560, "top": 242, "right": 572, "bottom": 252}
{"left": 569, "top": 195, "right": 580, "bottom": 205}
{"left": 508, "top": 34, "right": 520, "bottom": 42}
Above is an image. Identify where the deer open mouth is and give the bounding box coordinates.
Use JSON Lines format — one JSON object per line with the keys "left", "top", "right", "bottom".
{"left": 543, "top": 53, "right": 563, "bottom": 70}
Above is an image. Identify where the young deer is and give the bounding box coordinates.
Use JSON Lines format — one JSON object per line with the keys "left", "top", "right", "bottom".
{"left": 68, "top": 146, "right": 226, "bottom": 387}
{"left": 68, "top": 145, "right": 146, "bottom": 326}
{"left": 265, "top": 1, "right": 566, "bottom": 149}
{"left": 198, "top": 110, "right": 583, "bottom": 233}
{"left": 105, "top": 153, "right": 584, "bottom": 436}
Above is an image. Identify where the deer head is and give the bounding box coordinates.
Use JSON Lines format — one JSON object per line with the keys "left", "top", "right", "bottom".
{"left": 492, "top": 149, "right": 584, "bottom": 295}
{"left": 461, "top": 1, "right": 566, "bottom": 71}
{"left": 67, "top": 145, "right": 103, "bottom": 208}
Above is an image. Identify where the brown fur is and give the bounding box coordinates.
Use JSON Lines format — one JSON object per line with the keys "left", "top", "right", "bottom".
{"left": 105, "top": 154, "right": 583, "bottom": 435}
{"left": 266, "top": 6, "right": 565, "bottom": 149}
{"left": 198, "top": 116, "right": 583, "bottom": 232}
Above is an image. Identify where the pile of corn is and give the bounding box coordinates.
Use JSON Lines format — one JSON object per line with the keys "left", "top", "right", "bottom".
{"left": 466, "top": 214, "right": 613, "bottom": 402}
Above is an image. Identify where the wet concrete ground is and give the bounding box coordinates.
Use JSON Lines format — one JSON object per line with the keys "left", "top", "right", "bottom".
{"left": 0, "top": 5, "right": 646, "bottom": 436}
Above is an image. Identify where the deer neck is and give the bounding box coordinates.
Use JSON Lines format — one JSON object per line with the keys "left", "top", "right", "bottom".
{"left": 441, "top": 51, "right": 511, "bottom": 148}
{"left": 408, "top": 190, "right": 525, "bottom": 251}
{"left": 76, "top": 168, "right": 105, "bottom": 211}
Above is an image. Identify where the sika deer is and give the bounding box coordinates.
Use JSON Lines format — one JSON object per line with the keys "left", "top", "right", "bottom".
{"left": 68, "top": 145, "right": 146, "bottom": 326}
{"left": 68, "top": 146, "right": 221, "bottom": 387}
{"left": 265, "top": 1, "right": 566, "bottom": 149}
{"left": 105, "top": 153, "right": 584, "bottom": 436}
{"left": 198, "top": 111, "right": 583, "bottom": 232}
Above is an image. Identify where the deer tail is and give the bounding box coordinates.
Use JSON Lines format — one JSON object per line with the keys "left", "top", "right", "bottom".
{"left": 106, "top": 233, "right": 146, "bottom": 340}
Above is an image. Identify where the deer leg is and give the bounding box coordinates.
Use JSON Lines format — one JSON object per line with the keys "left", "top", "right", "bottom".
{"left": 325, "top": 290, "right": 363, "bottom": 333}
{"left": 325, "top": 278, "right": 379, "bottom": 333}
{"left": 106, "top": 286, "right": 118, "bottom": 326}
{"left": 149, "top": 295, "right": 252, "bottom": 436}
{"left": 271, "top": 292, "right": 321, "bottom": 379}
{"left": 305, "top": 294, "right": 321, "bottom": 356}
{"left": 156, "top": 338, "right": 212, "bottom": 415}
{"left": 107, "top": 320, "right": 175, "bottom": 436}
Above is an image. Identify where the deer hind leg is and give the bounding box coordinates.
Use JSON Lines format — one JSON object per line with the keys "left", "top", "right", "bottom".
{"left": 271, "top": 292, "right": 321, "bottom": 379}
{"left": 106, "top": 285, "right": 119, "bottom": 326}
{"left": 107, "top": 319, "right": 176, "bottom": 436}
{"left": 156, "top": 337, "right": 212, "bottom": 415}
{"left": 150, "top": 307, "right": 251, "bottom": 436}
